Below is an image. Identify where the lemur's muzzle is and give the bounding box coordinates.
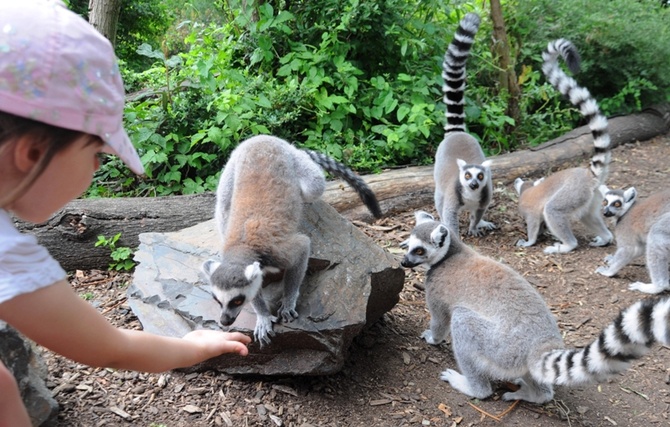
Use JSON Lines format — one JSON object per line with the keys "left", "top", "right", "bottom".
{"left": 220, "top": 313, "right": 238, "bottom": 326}
{"left": 401, "top": 257, "right": 419, "bottom": 268}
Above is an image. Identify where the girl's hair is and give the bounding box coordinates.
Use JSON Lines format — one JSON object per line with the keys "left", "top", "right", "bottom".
{"left": 0, "top": 111, "right": 85, "bottom": 208}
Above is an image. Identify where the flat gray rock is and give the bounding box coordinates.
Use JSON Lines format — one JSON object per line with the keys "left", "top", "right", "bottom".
{"left": 127, "top": 200, "right": 404, "bottom": 375}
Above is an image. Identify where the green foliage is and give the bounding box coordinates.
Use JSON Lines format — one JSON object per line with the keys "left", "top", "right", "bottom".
{"left": 68, "top": 0, "right": 173, "bottom": 71}
{"left": 95, "top": 233, "right": 136, "bottom": 271}
{"left": 508, "top": 0, "right": 670, "bottom": 115}
{"left": 80, "top": 292, "right": 95, "bottom": 301}
{"left": 88, "top": 0, "right": 668, "bottom": 197}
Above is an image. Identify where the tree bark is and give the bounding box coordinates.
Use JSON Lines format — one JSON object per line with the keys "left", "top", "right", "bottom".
{"left": 489, "top": 0, "right": 521, "bottom": 141}
{"left": 14, "top": 106, "right": 670, "bottom": 271}
{"left": 88, "top": 0, "right": 122, "bottom": 47}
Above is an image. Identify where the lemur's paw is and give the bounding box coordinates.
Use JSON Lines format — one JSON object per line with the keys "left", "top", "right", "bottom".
{"left": 629, "top": 281, "right": 668, "bottom": 295}
{"left": 254, "top": 315, "right": 278, "bottom": 347}
{"left": 421, "top": 329, "right": 445, "bottom": 345}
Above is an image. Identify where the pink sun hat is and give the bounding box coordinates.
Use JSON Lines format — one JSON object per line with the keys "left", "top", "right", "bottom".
{"left": 0, "top": 0, "right": 144, "bottom": 175}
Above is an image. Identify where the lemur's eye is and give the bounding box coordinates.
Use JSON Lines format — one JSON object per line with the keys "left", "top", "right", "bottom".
{"left": 477, "top": 173, "right": 484, "bottom": 180}
{"left": 229, "top": 297, "right": 245, "bottom": 308}
{"left": 614, "top": 201, "right": 622, "bottom": 208}
{"left": 602, "top": 200, "right": 607, "bottom": 206}
{"left": 414, "top": 248, "right": 425, "bottom": 256}
{"left": 464, "top": 172, "right": 472, "bottom": 180}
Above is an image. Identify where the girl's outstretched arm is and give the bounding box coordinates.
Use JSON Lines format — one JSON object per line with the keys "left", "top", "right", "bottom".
{"left": 0, "top": 280, "right": 250, "bottom": 372}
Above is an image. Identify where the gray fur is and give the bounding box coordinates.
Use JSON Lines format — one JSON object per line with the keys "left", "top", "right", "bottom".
{"left": 401, "top": 211, "right": 670, "bottom": 403}
{"left": 515, "top": 39, "right": 612, "bottom": 254}
{"left": 434, "top": 12, "right": 495, "bottom": 237}
{"left": 597, "top": 187, "right": 670, "bottom": 294}
{"left": 201, "top": 135, "right": 381, "bottom": 346}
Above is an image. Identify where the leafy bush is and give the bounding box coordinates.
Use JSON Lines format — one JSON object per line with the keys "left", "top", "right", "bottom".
{"left": 507, "top": 0, "right": 670, "bottom": 115}
{"left": 89, "top": 0, "right": 668, "bottom": 197}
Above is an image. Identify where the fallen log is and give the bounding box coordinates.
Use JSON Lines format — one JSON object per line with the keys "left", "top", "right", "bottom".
{"left": 14, "top": 105, "right": 670, "bottom": 271}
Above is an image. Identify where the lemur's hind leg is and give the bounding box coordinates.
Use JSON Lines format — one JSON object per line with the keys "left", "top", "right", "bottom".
{"left": 517, "top": 214, "right": 542, "bottom": 248}
{"left": 294, "top": 150, "right": 327, "bottom": 201}
{"left": 543, "top": 202, "right": 578, "bottom": 254}
{"left": 214, "top": 162, "right": 237, "bottom": 239}
{"left": 630, "top": 214, "right": 670, "bottom": 294}
{"left": 581, "top": 197, "right": 613, "bottom": 247}
{"left": 440, "top": 307, "right": 495, "bottom": 399}
{"left": 502, "top": 374, "right": 554, "bottom": 404}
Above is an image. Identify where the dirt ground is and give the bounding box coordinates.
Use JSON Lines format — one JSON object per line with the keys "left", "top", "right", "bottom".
{"left": 45, "top": 135, "right": 670, "bottom": 427}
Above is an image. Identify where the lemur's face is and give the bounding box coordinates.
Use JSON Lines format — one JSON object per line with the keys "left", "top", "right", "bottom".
{"left": 601, "top": 187, "right": 636, "bottom": 219}
{"left": 400, "top": 211, "right": 451, "bottom": 268}
{"left": 201, "top": 260, "right": 262, "bottom": 327}
{"left": 602, "top": 192, "right": 626, "bottom": 218}
{"left": 457, "top": 159, "right": 491, "bottom": 192}
{"left": 460, "top": 165, "right": 487, "bottom": 191}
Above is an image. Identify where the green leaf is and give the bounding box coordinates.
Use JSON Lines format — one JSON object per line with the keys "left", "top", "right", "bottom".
{"left": 397, "top": 105, "right": 410, "bottom": 122}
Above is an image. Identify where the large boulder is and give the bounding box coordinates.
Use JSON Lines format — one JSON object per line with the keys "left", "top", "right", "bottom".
{"left": 127, "top": 199, "right": 404, "bottom": 375}
{"left": 0, "top": 321, "right": 58, "bottom": 426}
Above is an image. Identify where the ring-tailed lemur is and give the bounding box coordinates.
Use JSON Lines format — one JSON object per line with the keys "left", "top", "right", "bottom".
{"left": 596, "top": 187, "right": 670, "bottom": 294}
{"left": 433, "top": 12, "right": 495, "bottom": 237}
{"left": 515, "top": 39, "right": 612, "bottom": 254}
{"left": 201, "top": 134, "right": 382, "bottom": 346}
{"left": 401, "top": 210, "right": 670, "bottom": 403}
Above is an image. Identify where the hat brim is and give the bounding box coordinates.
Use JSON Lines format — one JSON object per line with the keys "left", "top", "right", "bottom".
{"left": 101, "top": 127, "right": 145, "bottom": 175}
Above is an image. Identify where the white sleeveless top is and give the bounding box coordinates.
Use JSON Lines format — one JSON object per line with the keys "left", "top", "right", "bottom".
{"left": 0, "top": 209, "right": 65, "bottom": 304}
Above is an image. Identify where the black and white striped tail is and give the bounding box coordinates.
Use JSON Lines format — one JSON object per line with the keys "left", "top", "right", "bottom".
{"left": 442, "top": 13, "right": 481, "bottom": 134}
{"left": 542, "top": 39, "right": 611, "bottom": 182}
{"left": 304, "top": 150, "right": 382, "bottom": 218}
{"left": 532, "top": 296, "right": 670, "bottom": 386}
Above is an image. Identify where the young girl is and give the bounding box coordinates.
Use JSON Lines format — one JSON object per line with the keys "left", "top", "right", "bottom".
{"left": 0, "top": 1, "right": 251, "bottom": 425}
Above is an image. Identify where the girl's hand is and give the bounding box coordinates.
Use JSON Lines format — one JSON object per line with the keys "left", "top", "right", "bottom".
{"left": 182, "top": 330, "right": 252, "bottom": 357}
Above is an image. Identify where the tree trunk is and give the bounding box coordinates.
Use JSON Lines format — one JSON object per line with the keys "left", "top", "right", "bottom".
{"left": 88, "top": 0, "right": 121, "bottom": 47}
{"left": 14, "top": 106, "right": 670, "bottom": 271}
{"left": 489, "top": 0, "right": 521, "bottom": 142}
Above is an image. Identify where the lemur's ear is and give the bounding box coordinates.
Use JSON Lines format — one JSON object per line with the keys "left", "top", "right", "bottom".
{"left": 201, "top": 259, "right": 221, "bottom": 279}
{"left": 415, "top": 210, "right": 435, "bottom": 225}
{"left": 244, "top": 261, "right": 262, "bottom": 282}
{"left": 623, "top": 187, "right": 637, "bottom": 203}
{"left": 598, "top": 185, "right": 610, "bottom": 197}
{"left": 430, "top": 224, "right": 449, "bottom": 248}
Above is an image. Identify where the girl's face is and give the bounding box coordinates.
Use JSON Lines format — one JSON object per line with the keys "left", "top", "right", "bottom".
{"left": 8, "top": 135, "right": 103, "bottom": 223}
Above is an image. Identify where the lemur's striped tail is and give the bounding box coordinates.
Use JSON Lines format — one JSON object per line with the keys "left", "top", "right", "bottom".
{"left": 304, "top": 150, "right": 382, "bottom": 218}
{"left": 442, "top": 13, "right": 480, "bottom": 134}
{"left": 542, "top": 39, "right": 611, "bottom": 183}
{"left": 532, "top": 297, "right": 670, "bottom": 386}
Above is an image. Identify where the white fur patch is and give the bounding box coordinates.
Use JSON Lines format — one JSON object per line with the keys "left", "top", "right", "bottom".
{"left": 244, "top": 261, "right": 262, "bottom": 282}
{"left": 652, "top": 298, "right": 670, "bottom": 346}
{"left": 414, "top": 210, "right": 435, "bottom": 224}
